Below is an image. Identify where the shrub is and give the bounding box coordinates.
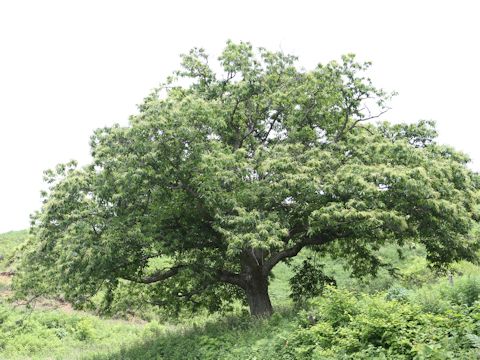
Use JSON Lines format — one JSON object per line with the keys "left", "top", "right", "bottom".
{"left": 289, "top": 259, "right": 336, "bottom": 304}
{"left": 385, "top": 286, "right": 410, "bottom": 302}
{"left": 312, "top": 287, "right": 359, "bottom": 328}
{"left": 444, "top": 276, "right": 480, "bottom": 306}
{"left": 75, "top": 318, "right": 96, "bottom": 341}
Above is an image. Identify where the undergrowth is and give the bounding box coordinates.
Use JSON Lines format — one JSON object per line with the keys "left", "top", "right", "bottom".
{"left": 2, "top": 231, "right": 480, "bottom": 359}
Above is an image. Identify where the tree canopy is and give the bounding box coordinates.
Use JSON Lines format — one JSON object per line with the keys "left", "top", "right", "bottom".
{"left": 15, "top": 41, "right": 480, "bottom": 316}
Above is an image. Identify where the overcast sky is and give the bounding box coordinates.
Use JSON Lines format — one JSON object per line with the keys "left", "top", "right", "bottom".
{"left": 0, "top": 0, "right": 479, "bottom": 233}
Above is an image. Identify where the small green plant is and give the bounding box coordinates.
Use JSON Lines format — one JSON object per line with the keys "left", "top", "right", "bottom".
{"left": 442, "top": 276, "right": 480, "bottom": 306}
{"left": 312, "top": 287, "right": 359, "bottom": 328}
{"left": 385, "top": 286, "right": 410, "bottom": 302}
{"left": 466, "top": 333, "right": 480, "bottom": 349}
{"left": 289, "top": 258, "right": 336, "bottom": 304}
{"left": 74, "top": 318, "right": 96, "bottom": 341}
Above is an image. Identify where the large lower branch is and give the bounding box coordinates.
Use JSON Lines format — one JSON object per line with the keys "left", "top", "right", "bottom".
{"left": 217, "top": 269, "right": 246, "bottom": 289}
{"left": 125, "top": 265, "right": 185, "bottom": 284}
{"left": 124, "top": 263, "right": 246, "bottom": 290}
{"left": 263, "top": 235, "right": 328, "bottom": 275}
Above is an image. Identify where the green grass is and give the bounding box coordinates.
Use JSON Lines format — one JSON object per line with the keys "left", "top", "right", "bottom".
{"left": 82, "top": 276, "right": 480, "bottom": 359}
{"left": 85, "top": 309, "right": 299, "bottom": 360}
{"left": 4, "top": 278, "right": 480, "bottom": 360}
{"left": 0, "top": 230, "right": 28, "bottom": 272}
{"left": 2, "top": 230, "right": 480, "bottom": 359}
{"left": 0, "top": 303, "right": 147, "bottom": 360}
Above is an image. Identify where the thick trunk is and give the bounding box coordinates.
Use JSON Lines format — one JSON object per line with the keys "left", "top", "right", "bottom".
{"left": 244, "top": 272, "right": 273, "bottom": 316}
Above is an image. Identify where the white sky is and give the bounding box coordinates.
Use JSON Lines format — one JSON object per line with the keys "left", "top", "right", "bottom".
{"left": 0, "top": 0, "right": 479, "bottom": 233}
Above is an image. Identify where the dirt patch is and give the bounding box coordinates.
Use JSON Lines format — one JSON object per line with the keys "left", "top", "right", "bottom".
{"left": 0, "top": 274, "right": 12, "bottom": 288}
{"left": 0, "top": 274, "right": 11, "bottom": 283}
{"left": 0, "top": 273, "right": 74, "bottom": 313}
{"left": 0, "top": 271, "right": 15, "bottom": 276}
{"left": 0, "top": 274, "right": 13, "bottom": 299}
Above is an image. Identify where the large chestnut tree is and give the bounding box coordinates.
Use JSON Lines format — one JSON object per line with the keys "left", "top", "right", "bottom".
{"left": 15, "top": 42, "right": 479, "bottom": 316}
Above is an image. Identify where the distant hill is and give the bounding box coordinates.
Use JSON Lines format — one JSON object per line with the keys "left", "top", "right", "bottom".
{"left": 0, "top": 229, "right": 28, "bottom": 272}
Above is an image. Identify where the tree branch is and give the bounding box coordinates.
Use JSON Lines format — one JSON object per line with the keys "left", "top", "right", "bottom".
{"left": 263, "top": 235, "right": 328, "bottom": 275}
{"left": 347, "top": 108, "right": 390, "bottom": 132}
{"left": 217, "top": 269, "right": 246, "bottom": 289}
{"left": 260, "top": 107, "right": 283, "bottom": 144}
{"left": 125, "top": 265, "right": 185, "bottom": 284}
{"left": 125, "top": 261, "right": 246, "bottom": 290}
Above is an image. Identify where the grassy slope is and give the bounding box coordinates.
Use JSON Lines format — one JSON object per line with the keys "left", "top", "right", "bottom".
{"left": 0, "top": 229, "right": 300, "bottom": 359}
{"left": 84, "top": 257, "right": 480, "bottom": 360}
{"left": 0, "top": 229, "right": 28, "bottom": 272}
{"left": 1, "top": 230, "right": 480, "bottom": 359}
{"left": 0, "top": 230, "right": 28, "bottom": 295}
{"left": 1, "top": 230, "right": 150, "bottom": 359}
{"left": 0, "top": 305, "right": 146, "bottom": 360}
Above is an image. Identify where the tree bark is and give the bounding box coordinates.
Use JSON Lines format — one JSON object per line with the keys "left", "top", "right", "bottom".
{"left": 244, "top": 270, "right": 273, "bottom": 316}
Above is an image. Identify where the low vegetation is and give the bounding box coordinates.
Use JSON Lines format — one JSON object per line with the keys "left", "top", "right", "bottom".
{"left": 3, "top": 230, "right": 480, "bottom": 359}
{"left": 90, "top": 279, "right": 480, "bottom": 360}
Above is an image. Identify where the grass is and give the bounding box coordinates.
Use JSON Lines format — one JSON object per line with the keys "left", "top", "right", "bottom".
{"left": 80, "top": 276, "right": 480, "bottom": 359}
{"left": 0, "top": 303, "right": 147, "bottom": 360}
{"left": 2, "top": 230, "right": 480, "bottom": 359}
{"left": 85, "top": 309, "right": 299, "bottom": 360}
{"left": 0, "top": 229, "right": 28, "bottom": 272}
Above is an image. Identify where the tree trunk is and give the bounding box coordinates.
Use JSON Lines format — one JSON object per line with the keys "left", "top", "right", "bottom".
{"left": 244, "top": 272, "right": 273, "bottom": 316}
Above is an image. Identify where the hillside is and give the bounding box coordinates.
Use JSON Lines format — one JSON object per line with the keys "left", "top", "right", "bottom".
{"left": 2, "top": 230, "right": 480, "bottom": 358}
{"left": 0, "top": 229, "right": 27, "bottom": 272}
{"left": 0, "top": 230, "right": 28, "bottom": 298}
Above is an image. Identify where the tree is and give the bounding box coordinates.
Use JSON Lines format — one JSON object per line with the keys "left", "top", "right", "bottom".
{"left": 15, "top": 42, "right": 480, "bottom": 316}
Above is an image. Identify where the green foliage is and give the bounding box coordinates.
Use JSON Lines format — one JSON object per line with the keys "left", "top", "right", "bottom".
{"left": 0, "top": 301, "right": 147, "bottom": 359}
{"left": 385, "top": 286, "right": 410, "bottom": 302}
{"left": 4, "top": 236, "right": 480, "bottom": 359}
{"left": 14, "top": 42, "right": 480, "bottom": 316}
{"left": 466, "top": 333, "right": 480, "bottom": 349}
{"left": 442, "top": 276, "right": 480, "bottom": 307}
{"left": 277, "top": 287, "right": 480, "bottom": 359}
{"left": 289, "top": 258, "right": 336, "bottom": 303}
{"left": 0, "top": 230, "right": 28, "bottom": 272}
{"left": 83, "top": 280, "right": 480, "bottom": 360}
{"left": 84, "top": 310, "right": 298, "bottom": 360}
{"left": 312, "top": 287, "right": 359, "bottom": 328}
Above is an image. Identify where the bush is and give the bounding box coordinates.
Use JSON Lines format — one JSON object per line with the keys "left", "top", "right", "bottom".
{"left": 289, "top": 259, "right": 336, "bottom": 304}
{"left": 277, "top": 283, "right": 480, "bottom": 359}
{"left": 443, "top": 276, "right": 480, "bottom": 306}
{"left": 74, "top": 318, "right": 96, "bottom": 340}
{"left": 411, "top": 287, "right": 451, "bottom": 314}
{"left": 385, "top": 286, "right": 410, "bottom": 302}
{"left": 311, "top": 287, "right": 359, "bottom": 328}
